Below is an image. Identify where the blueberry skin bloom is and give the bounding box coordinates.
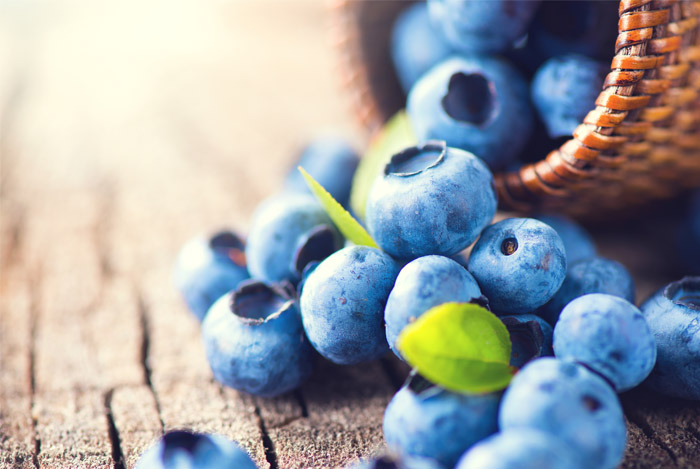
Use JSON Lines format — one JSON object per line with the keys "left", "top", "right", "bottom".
{"left": 455, "top": 429, "right": 583, "bottom": 469}
{"left": 135, "top": 430, "right": 257, "bottom": 469}
{"left": 535, "top": 214, "right": 596, "bottom": 264}
{"left": 246, "top": 193, "right": 342, "bottom": 284}
{"left": 539, "top": 256, "right": 635, "bottom": 325}
{"left": 391, "top": 3, "right": 454, "bottom": 94}
{"left": 500, "top": 314, "right": 553, "bottom": 369}
{"left": 173, "top": 231, "right": 250, "bottom": 321}
{"left": 385, "top": 255, "right": 483, "bottom": 358}
{"left": 407, "top": 56, "right": 534, "bottom": 170}
{"left": 383, "top": 374, "right": 500, "bottom": 468}
{"left": 427, "top": 0, "right": 540, "bottom": 54}
{"left": 499, "top": 358, "right": 626, "bottom": 469}
{"left": 531, "top": 55, "right": 608, "bottom": 139}
{"left": 283, "top": 137, "right": 359, "bottom": 208}
{"left": 553, "top": 294, "right": 656, "bottom": 392}
{"left": 468, "top": 218, "right": 567, "bottom": 314}
{"left": 300, "top": 246, "right": 400, "bottom": 365}
{"left": 202, "top": 281, "right": 313, "bottom": 397}
{"left": 641, "top": 277, "right": 700, "bottom": 400}
{"left": 366, "top": 142, "right": 497, "bottom": 260}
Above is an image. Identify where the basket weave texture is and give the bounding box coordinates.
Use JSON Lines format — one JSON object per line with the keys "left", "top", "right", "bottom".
{"left": 331, "top": 0, "right": 700, "bottom": 217}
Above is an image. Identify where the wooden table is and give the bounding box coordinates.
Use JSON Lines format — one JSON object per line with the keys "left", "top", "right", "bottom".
{"left": 1, "top": 2, "right": 699, "bottom": 468}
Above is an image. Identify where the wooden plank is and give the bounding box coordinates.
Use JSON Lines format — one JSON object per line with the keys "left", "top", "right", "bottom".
{"left": 622, "top": 389, "right": 700, "bottom": 468}
{"left": 108, "top": 163, "right": 269, "bottom": 465}
{"left": 265, "top": 359, "right": 396, "bottom": 469}
{"left": 22, "top": 195, "right": 112, "bottom": 467}
{"left": 0, "top": 266, "right": 36, "bottom": 469}
{"left": 109, "top": 385, "right": 162, "bottom": 469}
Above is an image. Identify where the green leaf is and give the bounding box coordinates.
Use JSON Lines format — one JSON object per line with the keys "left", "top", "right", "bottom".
{"left": 349, "top": 111, "right": 417, "bottom": 221}
{"left": 298, "top": 166, "right": 378, "bottom": 248}
{"left": 397, "top": 302, "right": 515, "bottom": 394}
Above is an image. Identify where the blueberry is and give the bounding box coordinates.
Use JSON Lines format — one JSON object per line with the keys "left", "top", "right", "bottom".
{"left": 427, "top": 0, "right": 540, "bottom": 54}
{"left": 350, "top": 453, "right": 446, "bottom": 469}
{"left": 534, "top": 214, "right": 596, "bottom": 264}
{"left": 173, "top": 231, "right": 250, "bottom": 321}
{"left": 468, "top": 218, "right": 567, "bottom": 314}
{"left": 455, "top": 429, "right": 582, "bottom": 469}
{"left": 531, "top": 55, "right": 608, "bottom": 139}
{"left": 366, "top": 141, "right": 497, "bottom": 260}
{"left": 135, "top": 430, "right": 257, "bottom": 469}
{"left": 527, "top": 1, "right": 619, "bottom": 63}
{"left": 553, "top": 293, "right": 656, "bottom": 392}
{"left": 202, "top": 281, "right": 313, "bottom": 397}
{"left": 539, "top": 256, "right": 635, "bottom": 325}
{"left": 391, "top": 3, "right": 454, "bottom": 94}
{"left": 499, "top": 358, "right": 626, "bottom": 469}
{"left": 385, "top": 255, "right": 483, "bottom": 358}
{"left": 300, "top": 246, "right": 400, "bottom": 364}
{"left": 283, "top": 137, "right": 359, "bottom": 208}
{"left": 383, "top": 373, "right": 500, "bottom": 468}
{"left": 245, "top": 193, "right": 343, "bottom": 284}
{"left": 641, "top": 277, "right": 700, "bottom": 400}
{"left": 500, "top": 314, "right": 553, "bottom": 369}
{"left": 407, "top": 56, "right": 534, "bottom": 170}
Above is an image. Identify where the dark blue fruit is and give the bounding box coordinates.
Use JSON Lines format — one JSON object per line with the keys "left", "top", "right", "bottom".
{"left": 202, "top": 281, "right": 313, "bottom": 397}
{"left": 300, "top": 246, "right": 400, "bottom": 364}
{"left": 173, "top": 231, "right": 250, "bottom": 321}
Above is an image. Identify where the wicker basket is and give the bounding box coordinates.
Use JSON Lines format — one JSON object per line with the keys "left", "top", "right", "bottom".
{"left": 330, "top": 0, "right": 700, "bottom": 217}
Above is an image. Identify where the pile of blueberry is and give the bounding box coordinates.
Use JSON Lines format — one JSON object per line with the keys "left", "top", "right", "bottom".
{"left": 136, "top": 1, "right": 700, "bottom": 468}
{"left": 393, "top": 0, "right": 616, "bottom": 171}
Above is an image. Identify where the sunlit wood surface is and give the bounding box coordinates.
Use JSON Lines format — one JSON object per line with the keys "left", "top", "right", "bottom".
{"left": 1, "top": 1, "right": 698, "bottom": 468}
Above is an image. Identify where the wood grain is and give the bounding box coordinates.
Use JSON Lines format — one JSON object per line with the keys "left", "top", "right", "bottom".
{"left": 0, "top": 2, "right": 699, "bottom": 469}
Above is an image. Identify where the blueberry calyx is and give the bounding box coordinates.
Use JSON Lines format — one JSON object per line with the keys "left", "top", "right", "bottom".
{"left": 664, "top": 276, "right": 700, "bottom": 311}
{"left": 581, "top": 395, "right": 602, "bottom": 412}
{"left": 160, "top": 430, "right": 217, "bottom": 462}
{"left": 385, "top": 141, "right": 446, "bottom": 177}
{"left": 404, "top": 370, "right": 441, "bottom": 399}
{"left": 209, "top": 230, "right": 247, "bottom": 267}
{"left": 501, "top": 237, "right": 518, "bottom": 256}
{"left": 501, "top": 317, "right": 545, "bottom": 364}
{"left": 292, "top": 224, "right": 340, "bottom": 278}
{"left": 442, "top": 72, "right": 496, "bottom": 126}
{"left": 470, "top": 295, "right": 491, "bottom": 310}
{"left": 367, "top": 455, "right": 400, "bottom": 469}
{"left": 229, "top": 280, "right": 295, "bottom": 325}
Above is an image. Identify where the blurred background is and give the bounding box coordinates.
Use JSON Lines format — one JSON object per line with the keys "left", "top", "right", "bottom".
{"left": 0, "top": 0, "right": 361, "bottom": 226}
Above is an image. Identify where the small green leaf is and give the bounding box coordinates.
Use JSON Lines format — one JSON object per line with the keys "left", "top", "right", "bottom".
{"left": 349, "top": 111, "right": 417, "bottom": 220}
{"left": 397, "top": 302, "right": 515, "bottom": 394}
{"left": 298, "top": 166, "right": 378, "bottom": 248}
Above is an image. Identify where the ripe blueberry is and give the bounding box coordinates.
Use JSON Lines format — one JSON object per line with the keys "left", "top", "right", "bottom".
{"left": 366, "top": 141, "right": 497, "bottom": 260}
{"left": 553, "top": 293, "right": 656, "bottom": 392}
{"left": 539, "top": 256, "right": 635, "bottom": 325}
{"left": 246, "top": 193, "right": 342, "bottom": 284}
{"left": 641, "top": 277, "right": 700, "bottom": 400}
{"left": 300, "top": 246, "right": 400, "bottom": 364}
{"left": 173, "top": 231, "right": 250, "bottom": 321}
{"left": 499, "top": 358, "right": 626, "bottom": 469}
{"left": 135, "top": 430, "right": 257, "bottom": 469}
{"left": 202, "top": 281, "right": 313, "bottom": 397}
{"left": 407, "top": 56, "right": 534, "bottom": 170}
{"left": 383, "top": 373, "right": 500, "bottom": 468}
{"left": 385, "top": 255, "right": 483, "bottom": 358}
{"left": 468, "top": 218, "right": 567, "bottom": 314}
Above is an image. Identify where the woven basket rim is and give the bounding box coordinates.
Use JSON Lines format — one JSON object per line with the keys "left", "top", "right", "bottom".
{"left": 330, "top": 0, "right": 700, "bottom": 218}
